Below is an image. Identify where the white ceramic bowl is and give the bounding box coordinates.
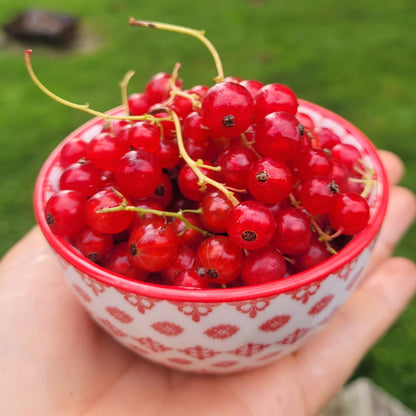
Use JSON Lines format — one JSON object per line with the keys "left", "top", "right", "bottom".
{"left": 34, "top": 100, "right": 389, "bottom": 373}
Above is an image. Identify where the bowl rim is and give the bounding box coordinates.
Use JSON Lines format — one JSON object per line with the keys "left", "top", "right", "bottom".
{"left": 33, "top": 99, "right": 389, "bottom": 302}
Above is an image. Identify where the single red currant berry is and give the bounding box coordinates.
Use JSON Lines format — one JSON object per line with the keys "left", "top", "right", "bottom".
{"left": 86, "top": 189, "right": 134, "bottom": 234}
{"left": 187, "top": 84, "right": 209, "bottom": 99}
{"left": 182, "top": 134, "right": 218, "bottom": 163}
{"left": 126, "top": 121, "right": 161, "bottom": 153}
{"left": 145, "top": 72, "right": 183, "bottom": 105}
{"left": 316, "top": 127, "right": 341, "bottom": 149}
{"left": 215, "top": 145, "right": 257, "bottom": 189}
{"left": 59, "top": 137, "right": 88, "bottom": 168}
{"left": 227, "top": 200, "right": 276, "bottom": 250}
{"left": 59, "top": 160, "right": 102, "bottom": 197}
{"left": 330, "top": 143, "right": 362, "bottom": 173}
{"left": 87, "top": 132, "right": 130, "bottom": 172}
{"left": 271, "top": 207, "right": 312, "bottom": 255}
{"left": 293, "top": 148, "right": 333, "bottom": 180}
{"left": 254, "top": 111, "right": 303, "bottom": 161}
{"left": 148, "top": 173, "right": 174, "bottom": 208}
{"left": 128, "top": 92, "right": 151, "bottom": 116}
{"left": 296, "top": 112, "right": 315, "bottom": 131}
{"left": 183, "top": 111, "right": 209, "bottom": 142}
{"left": 45, "top": 190, "right": 87, "bottom": 237}
{"left": 297, "top": 176, "right": 339, "bottom": 216}
{"left": 72, "top": 226, "right": 113, "bottom": 263}
{"left": 154, "top": 138, "right": 180, "bottom": 169}
{"left": 177, "top": 160, "right": 215, "bottom": 201}
{"left": 292, "top": 238, "right": 331, "bottom": 272}
{"left": 201, "top": 82, "right": 254, "bottom": 138}
{"left": 161, "top": 245, "right": 196, "bottom": 285}
{"left": 328, "top": 192, "right": 370, "bottom": 235}
{"left": 255, "top": 83, "right": 298, "bottom": 119}
{"left": 101, "top": 242, "right": 149, "bottom": 281}
{"left": 167, "top": 94, "right": 194, "bottom": 120}
{"left": 241, "top": 246, "right": 287, "bottom": 285}
{"left": 101, "top": 119, "right": 130, "bottom": 136}
{"left": 239, "top": 79, "right": 264, "bottom": 99}
{"left": 114, "top": 149, "right": 162, "bottom": 199}
{"left": 170, "top": 213, "right": 206, "bottom": 249}
{"left": 200, "top": 190, "right": 234, "bottom": 233}
{"left": 196, "top": 235, "right": 243, "bottom": 285}
{"left": 172, "top": 268, "right": 208, "bottom": 289}
{"left": 247, "top": 157, "right": 294, "bottom": 205}
{"left": 128, "top": 219, "right": 179, "bottom": 272}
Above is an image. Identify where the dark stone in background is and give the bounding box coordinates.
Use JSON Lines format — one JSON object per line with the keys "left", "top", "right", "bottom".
{"left": 3, "top": 9, "right": 78, "bottom": 47}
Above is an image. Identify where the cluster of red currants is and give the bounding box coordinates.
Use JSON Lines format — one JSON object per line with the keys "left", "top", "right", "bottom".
{"left": 44, "top": 68, "right": 374, "bottom": 289}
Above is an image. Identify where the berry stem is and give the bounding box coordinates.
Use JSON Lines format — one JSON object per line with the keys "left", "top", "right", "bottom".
{"left": 98, "top": 203, "right": 211, "bottom": 237}
{"left": 168, "top": 109, "right": 240, "bottom": 206}
{"left": 129, "top": 18, "right": 225, "bottom": 83}
{"left": 120, "top": 70, "right": 136, "bottom": 114}
{"left": 24, "top": 50, "right": 170, "bottom": 125}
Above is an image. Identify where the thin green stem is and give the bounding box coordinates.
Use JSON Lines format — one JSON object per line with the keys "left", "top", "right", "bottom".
{"left": 129, "top": 18, "right": 225, "bottom": 82}
{"left": 169, "top": 109, "right": 240, "bottom": 206}
{"left": 120, "top": 70, "right": 136, "bottom": 114}
{"left": 25, "top": 50, "right": 169, "bottom": 124}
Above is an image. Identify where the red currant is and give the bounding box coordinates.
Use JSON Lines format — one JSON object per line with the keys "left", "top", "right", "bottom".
{"left": 201, "top": 82, "right": 254, "bottom": 138}
{"left": 227, "top": 200, "right": 275, "bottom": 250}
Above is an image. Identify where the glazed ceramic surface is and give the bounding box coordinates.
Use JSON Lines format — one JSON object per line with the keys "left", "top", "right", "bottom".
{"left": 34, "top": 100, "right": 388, "bottom": 373}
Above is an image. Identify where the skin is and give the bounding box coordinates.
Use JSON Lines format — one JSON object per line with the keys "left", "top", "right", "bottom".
{"left": 0, "top": 150, "right": 415, "bottom": 416}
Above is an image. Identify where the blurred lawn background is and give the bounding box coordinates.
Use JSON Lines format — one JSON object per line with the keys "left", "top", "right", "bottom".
{"left": 0, "top": 0, "right": 415, "bottom": 409}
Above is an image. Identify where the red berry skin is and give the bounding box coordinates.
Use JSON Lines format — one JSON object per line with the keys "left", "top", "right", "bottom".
{"left": 200, "top": 190, "right": 234, "bottom": 233}
{"left": 59, "top": 137, "right": 88, "bottom": 168}
{"left": 293, "top": 148, "right": 333, "bottom": 180}
{"left": 241, "top": 246, "right": 287, "bottom": 286}
{"left": 316, "top": 127, "right": 341, "bottom": 149}
{"left": 59, "top": 160, "right": 102, "bottom": 197}
{"left": 177, "top": 161, "right": 215, "bottom": 202}
{"left": 201, "top": 82, "right": 255, "bottom": 138}
{"left": 247, "top": 158, "right": 294, "bottom": 205}
{"left": 127, "top": 121, "right": 161, "bottom": 153}
{"left": 101, "top": 242, "right": 148, "bottom": 281}
{"left": 239, "top": 79, "right": 264, "bottom": 99}
{"left": 297, "top": 176, "right": 339, "bottom": 216}
{"left": 148, "top": 173, "right": 174, "bottom": 209}
{"left": 170, "top": 213, "right": 206, "bottom": 250}
{"left": 145, "top": 72, "right": 183, "bottom": 105}
{"left": 330, "top": 143, "right": 362, "bottom": 173}
{"left": 215, "top": 145, "right": 257, "bottom": 189}
{"left": 72, "top": 227, "right": 113, "bottom": 263}
{"left": 128, "top": 92, "right": 151, "bottom": 116}
{"left": 172, "top": 269, "right": 209, "bottom": 289}
{"left": 128, "top": 220, "right": 179, "bottom": 272}
{"left": 161, "top": 246, "right": 196, "bottom": 285}
{"left": 271, "top": 207, "right": 312, "bottom": 255}
{"left": 45, "top": 190, "right": 87, "bottom": 237}
{"left": 154, "top": 138, "right": 180, "bottom": 169}
{"left": 255, "top": 83, "right": 298, "bottom": 119}
{"left": 328, "top": 192, "right": 370, "bottom": 235}
{"left": 86, "top": 189, "right": 134, "bottom": 235}
{"left": 254, "top": 111, "right": 302, "bottom": 161}
{"left": 114, "top": 149, "right": 162, "bottom": 199}
{"left": 292, "top": 239, "right": 331, "bottom": 272}
{"left": 196, "top": 235, "right": 243, "bottom": 285}
{"left": 87, "top": 132, "right": 130, "bottom": 172}
{"left": 227, "top": 200, "right": 276, "bottom": 250}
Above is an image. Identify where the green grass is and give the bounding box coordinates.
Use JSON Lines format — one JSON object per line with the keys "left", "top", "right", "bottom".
{"left": 1, "top": 0, "right": 415, "bottom": 409}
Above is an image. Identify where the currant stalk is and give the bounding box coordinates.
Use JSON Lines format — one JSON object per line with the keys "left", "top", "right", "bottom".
{"left": 168, "top": 109, "right": 240, "bottom": 206}
{"left": 98, "top": 189, "right": 211, "bottom": 237}
{"left": 25, "top": 50, "right": 171, "bottom": 125}
{"left": 129, "top": 18, "right": 225, "bottom": 82}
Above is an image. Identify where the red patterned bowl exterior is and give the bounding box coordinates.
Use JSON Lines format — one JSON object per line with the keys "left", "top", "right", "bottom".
{"left": 34, "top": 100, "right": 388, "bottom": 374}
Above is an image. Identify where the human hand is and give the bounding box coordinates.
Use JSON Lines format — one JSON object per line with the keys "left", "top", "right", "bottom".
{"left": 1, "top": 150, "right": 415, "bottom": 416}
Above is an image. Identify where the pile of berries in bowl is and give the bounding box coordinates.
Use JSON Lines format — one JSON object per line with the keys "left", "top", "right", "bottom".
{"left": 32, "top": 20, "right": 388, "bottom": 373}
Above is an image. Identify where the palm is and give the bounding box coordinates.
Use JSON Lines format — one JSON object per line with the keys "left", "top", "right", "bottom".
{"left": 1, "top": 151, "right": 415, "bottom": 416}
